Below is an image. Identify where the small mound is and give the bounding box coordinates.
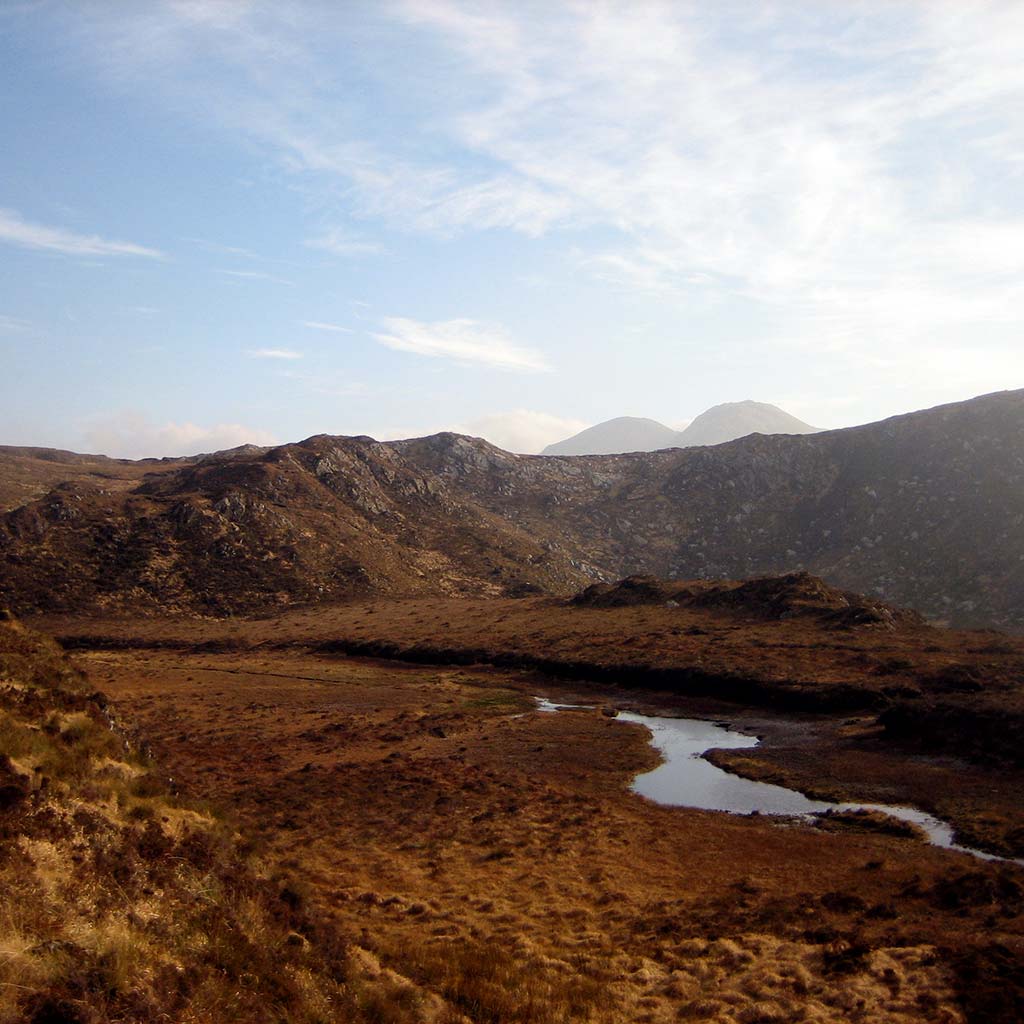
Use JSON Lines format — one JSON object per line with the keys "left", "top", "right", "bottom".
{"left": 571, "top": 571, "right": 923, "bottom": 629}
{"left": 693, "top": 572, "right": 873, "bottom": 621}
{"left": 570, "top": 575, "right": 693, "bottom": 608}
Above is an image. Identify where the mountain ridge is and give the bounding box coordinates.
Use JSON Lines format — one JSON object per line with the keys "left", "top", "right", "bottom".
{"left": 1, "top": 388, "right": 1022, "bottom": 629}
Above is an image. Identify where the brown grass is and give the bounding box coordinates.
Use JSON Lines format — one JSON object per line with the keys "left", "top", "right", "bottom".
{"left": 0, "top": 619, "right": 392, "bottom": 1024}
{"left": 6, "top": 613, "right": 1024, "bottom": 1022}
{"left": 58, "top": 637, "right": 1024, "bottom": 1022}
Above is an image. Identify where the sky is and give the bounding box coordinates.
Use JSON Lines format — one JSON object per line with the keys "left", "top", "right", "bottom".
{"left": 2, "top": 0, "right": 1023, "bottom": 458}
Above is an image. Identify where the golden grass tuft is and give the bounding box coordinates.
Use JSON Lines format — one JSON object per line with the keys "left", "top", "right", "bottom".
{"left": 0, "top": 619, "right": 374, "bottom": 1024}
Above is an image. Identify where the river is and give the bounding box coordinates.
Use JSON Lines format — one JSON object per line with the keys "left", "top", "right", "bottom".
{"left": 535, "top": 697, "right": 1018, "bottom": 863}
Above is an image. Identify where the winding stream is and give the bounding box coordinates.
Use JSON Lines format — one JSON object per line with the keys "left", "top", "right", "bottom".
{"left": 535, "top": 697, "right": 1017, "bottom": 863}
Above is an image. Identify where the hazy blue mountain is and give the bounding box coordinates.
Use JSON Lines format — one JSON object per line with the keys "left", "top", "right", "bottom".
{"left": 675, "top": 401, "right": 819, "bottom": 447}
{"left": 541, "top": 416, "right": 680, "bottom": 456}
{"left": 542, "top": 402, "right": 819, "bottom": 455}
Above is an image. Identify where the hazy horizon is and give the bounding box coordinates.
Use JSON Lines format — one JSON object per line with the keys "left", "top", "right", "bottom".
{"left": 8, "top": 387, "right": 1020, "bottom": 461}
{"left": 3, "top": 2, "right": 1023, "bottom": 458}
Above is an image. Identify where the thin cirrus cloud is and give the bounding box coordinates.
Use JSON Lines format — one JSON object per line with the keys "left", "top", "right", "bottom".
{"left": 42, "top": 2, "right": 1024, "bottom": 413}
{"left": 0, "top": 207, "right": 163, "bottom": 259}
{"left": 217, "top": 268, "right": 293, "bottom": 285}
{"left": 300, "top": 321, "right": 353, "bottom": 334}
{"left": 74, "top": 9, "right": 1024, "bottom": 319}
{"left": 247, "top": 348, "right": 303, "bottom": 360}
{"left": 0, "top": 314, "right": 30, "bottom": 332}
{"left": 372, "top": 317, "right": 550, "bottom": 373}
{"left": 392, "top": 1, "right": 1024, "bottom": 368}
{"left": 304, "top": 228, "right": 387, "bottom": 256}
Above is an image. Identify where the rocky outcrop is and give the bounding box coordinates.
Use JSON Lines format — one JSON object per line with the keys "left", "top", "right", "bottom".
{"left": 572, "top": 572, "right": 924, "bottom": 629}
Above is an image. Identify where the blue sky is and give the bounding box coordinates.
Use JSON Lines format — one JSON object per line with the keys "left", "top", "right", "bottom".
{"left": 2, "top": 1, "right": 1023, "bottom": 456}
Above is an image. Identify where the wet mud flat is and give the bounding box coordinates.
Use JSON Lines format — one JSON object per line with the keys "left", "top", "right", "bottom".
{"left": 67, "top": 638, "right": 1024, "bottom": 1024}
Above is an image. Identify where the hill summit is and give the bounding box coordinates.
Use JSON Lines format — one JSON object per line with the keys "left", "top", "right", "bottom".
{"left": 540, "top": 416, "right": 679, "bottom": 456}
{"left": 676, "top": 400, "right": 820, "bottom": 447}
{"left": 542, "top": 400, "right": 819, "bottom": 455}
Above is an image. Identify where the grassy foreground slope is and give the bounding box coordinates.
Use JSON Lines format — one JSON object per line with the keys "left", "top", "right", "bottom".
{"left": 0, "top": 615, "right": 450, "bottom": 1024}
{"left": 7, "top": 599, "right": 1024, "bottom": 1022}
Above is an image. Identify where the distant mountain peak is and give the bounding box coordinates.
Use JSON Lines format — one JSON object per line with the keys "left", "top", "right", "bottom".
{"left": 541, "top": 401, "right": 819, "bottom": 456}
{"left": 677, "top": 401, "right": 819, "bottom": 448}
{"left": 541, "top": 416, "right": 679, "bottom": 456}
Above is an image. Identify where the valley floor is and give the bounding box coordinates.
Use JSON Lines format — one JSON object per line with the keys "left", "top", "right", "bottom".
{"left": 55, "top": 612, "right": 1024, "bottom": 1024}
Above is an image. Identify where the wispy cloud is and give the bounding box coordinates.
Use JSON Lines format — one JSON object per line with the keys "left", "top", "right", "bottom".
{"left": 248, "top": 348, "right": 303, "bottom": 360}
{"left": 305, "top": 228, "right": 386, "bottom": 256}
{"left": 58, "top": 2, "right": 1024, "bottom": 396}
{"left": 187, "top": 236, "right": 257, "bottom": 257}
{"left": 388, "top": 1, "right": 1024, "bottom": 385}
{"left": 82, "top": 411, "right": 276, "bottom": 459}
{"left": 301, "top": 320, "right": 352, "bottom": 334}
{"left": 218, "top": 268, "right": 292, "bottom": 285}
{"left": 0, "top": 314, "right": 30, "bottom": 332}
{"left": 373, "top": 317, "right": 549, "bottom": 372}
{"left": 0, "top": 207, "right": 163, "bottom": 259}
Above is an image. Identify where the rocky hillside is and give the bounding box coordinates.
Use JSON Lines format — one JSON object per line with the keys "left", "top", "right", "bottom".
{"left": 0, "top": 446, "right": 177, "bottom": 513}
{"left": 399, "top": 389, "right": 1024, "bottom": 629}
{"left": 1, "top": 389, "right": 1022, "bottom": 628}
{"left": 0, "top": 435, "right": 587, "bottom": 615}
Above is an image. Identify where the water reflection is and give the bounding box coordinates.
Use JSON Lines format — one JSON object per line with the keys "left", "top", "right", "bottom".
{"left": 537, "top": 698, "right": 1018, "bottom": 863}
